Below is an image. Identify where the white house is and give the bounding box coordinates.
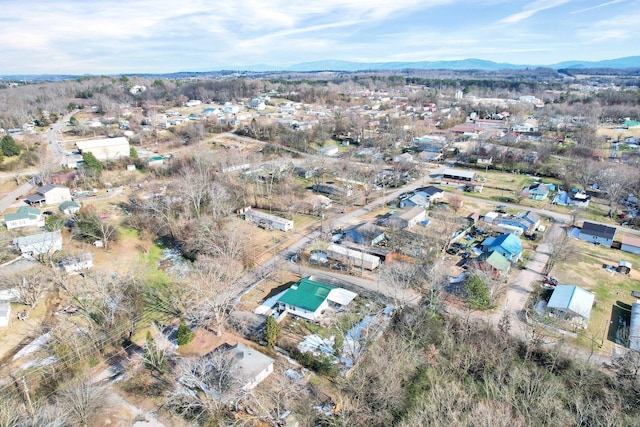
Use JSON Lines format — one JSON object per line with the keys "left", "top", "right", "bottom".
{"left": 547, "top": 285, "right": 595, "bottom": 327}
{"left": 326, "top": 244, "right": 380, "bottom": 270}
{"left": 387, "top": 207, "right": 426, "bottom": 230}
{"left": 59, "top": 201, "right": 81, "bottom": 215}
{"left": 4, "top": 207, "right": 45, "bottom": 230}
{"left": 317, "top": 146, "right": 339, "bottom": 157}
{"left": 277, "top": 278, "right": 358, "bottom": 321}
{"left": 25, "top": 184, "right": 72, "bottom": 206}
{"left": 224, "top": 343, "right": 274, "bottom": 391}
{"left": 60, "top": 253, "right": 93, "bottom": 274}
{"left": 244, "top": 208, "right": 293, "bottom": 231}
{"left": 184, "top": 100, "right": 202, "bottom": 107}
{"left": 13, "top": 230, "right": 63, "bottom": 256}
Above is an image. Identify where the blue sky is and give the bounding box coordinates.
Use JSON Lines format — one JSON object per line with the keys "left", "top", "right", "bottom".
{"left": 1, "top": 0, "right": 639, "bottom": 74}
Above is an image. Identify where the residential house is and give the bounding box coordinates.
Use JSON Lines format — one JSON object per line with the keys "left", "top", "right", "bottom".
{"left": 244, "top": 208, "right": 293, "bottom": 232}
{"left": 578, "top": 222, "right": 616, "bottom": 247}
{"left": 416, "top": 186, "right": 445, "bottom": 203}
{"left": 59, "top": 201, "right": 80, "bottom": 215}
{"left": 525, "top": 182, "right": 554, "bottom": 201}
{"left": 475, "top": 250, "right": 511, "bottom": 276}
{"left": 0, "top": 302, "right": 10, "bottom": 328}
{"left": 387, "top": 207, "right": 426, "bottom": 230}
{"left": 4, "top": 207, "right": 45, "bottom": 230}
{"left": 13, "top": 230, "right": 62, "bottom": 256}
{"left": 621, "top": 236, "right": 640, "bottom": 255}
{"left": 393, "top": 153, "right": 414, "bottom": 163}
{"left": 481, "top": 233, "right": 523, "bottom": 262}
{"left": 520, "top": 211, "right": 541, "bottom": 231}
{"left": 492, "top": 216, "right": 531, "bottom": 235}
{"left": 399, "top": 193, "right": 430, "bottom": 209}
{"left": 60, "top": 253, "right": 93, "bottom": 274}
{"left": 223, "top": 343, "right": 274, "bottom": 390}
{"left": 277, "top": 278, "right": 358, "bottom": 321}
{"left": 25, "top": 184, "right": 72, "bottom": 206}
{"left": 342, "top": 223, "right": 385, "bottom": 246}
{"left": 313, "top": 183, "right": 352, "bottom": 197}
{"left": 546, "top": 285, "right": 595, "bottom": 327}
{"left": 553, "top": 189, "right": 591, "bottom": 207}
{"left": 317, "top": 146, "right": 339, "bottom": 157}
{"left": 326, "top": 244, "right": 380, "bottom": 270}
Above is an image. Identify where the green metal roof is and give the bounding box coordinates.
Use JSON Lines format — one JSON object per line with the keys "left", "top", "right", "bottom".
{"left": 59, "top": 200, "right": 80, "bottom": 211}
{"left": 278, "top": 278, "right": 335, "bottom": 312}
{"left": 478, "top": 250, "right": 510, "bottom": 272}
{"left": 4, "top": 206, "right": 40, "bottom": 222}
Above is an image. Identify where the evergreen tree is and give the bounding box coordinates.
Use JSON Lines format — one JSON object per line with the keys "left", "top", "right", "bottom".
{"left": 263, "top": 315, "right": 281, "bottom": 347}
{"left": 82, "top": 152, "right": 103, "bottom": 176}
{"left": 176, "top": 319, "right": 195, "bottom": 346}
{"left": 1, "top": 135, "right": 21, "bottom": 156}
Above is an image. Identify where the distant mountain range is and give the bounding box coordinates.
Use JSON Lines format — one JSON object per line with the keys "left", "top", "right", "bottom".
{"left": 236, "top": 56, "right": 640, "bottom": 72}
{"left": 3, "top": 56, "right": 640, "bottom": 81}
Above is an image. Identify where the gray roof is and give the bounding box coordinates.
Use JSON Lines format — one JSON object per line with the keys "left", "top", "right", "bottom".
{"left": 581, "top": 222, "right": 616, "bottom": 240}
{"left": 547, "top": 285, "right": 595, "bottom": 320}
{"left": 225, "top": 343, "right": 273, "bottom": 385}
{"left": 14, "top": 230, "right": 62, "bottom": 246}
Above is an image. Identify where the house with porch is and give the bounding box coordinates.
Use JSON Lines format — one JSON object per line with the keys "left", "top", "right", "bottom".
{"left": 578, "top": 222, "right": 616, "bottom": 247}
{"left": 546, "top": 285, "right": 595, "bottom": 328}
{"left": 481, "top": 233, "right": 523, "bottom": 262}
{"left": 4, "top": 206, "right": 45, "bottom": 230}
{"left": 277, "top": 278, "right": 357, "bottom": 322}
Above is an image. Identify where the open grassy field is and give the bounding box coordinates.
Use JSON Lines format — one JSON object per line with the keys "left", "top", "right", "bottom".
{"left": 548, "top": 237, "right": 640, "bottom": 354}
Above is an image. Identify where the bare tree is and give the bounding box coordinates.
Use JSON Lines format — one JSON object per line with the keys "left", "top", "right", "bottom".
{"left": 0, "top": 267, "right": 49, "bottom": 308}
{"left": 543, "top": 227, "right": 573, "bottom": 276}
{"left": 56, "top": 381, "right": 107, "bottom": 426}
{"left": 73, "top": 207, "right": 119, "bottom": 250}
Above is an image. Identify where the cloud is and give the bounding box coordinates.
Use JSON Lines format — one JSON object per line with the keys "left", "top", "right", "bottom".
{"left": 499, "top": 0, "right": 571, "bottom": 24}
{"left": 570, "top": 0, "right": 625, "bottom": 14}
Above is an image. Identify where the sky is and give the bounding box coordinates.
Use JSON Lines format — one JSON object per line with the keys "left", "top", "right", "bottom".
{"left": 1, "top": 0, "right": 639, "bottom": 75}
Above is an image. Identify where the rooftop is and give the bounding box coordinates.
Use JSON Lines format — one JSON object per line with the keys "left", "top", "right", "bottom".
{"left": 278, "top": 278, "right": 335, "bottom": 312}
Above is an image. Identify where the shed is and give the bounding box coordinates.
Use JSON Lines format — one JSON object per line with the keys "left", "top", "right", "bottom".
{"left": 0, "top": 302, "right": 10, "bottom": 328}
{"left": 617, "top": 261, "right": 632, "bottom": 275}
{"left": 59, "top": 200, "right": 81, "bottom": 215}
{"left": 547, "top": 285, "right": 595, "bottom": 327}
{"left": 60, "top": 253, "right": 93, "bottom": 274}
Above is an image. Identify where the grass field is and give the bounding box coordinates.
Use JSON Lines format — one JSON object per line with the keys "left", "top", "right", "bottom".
{"left": 548, "top": 238, "right": 640, "bottom": 354}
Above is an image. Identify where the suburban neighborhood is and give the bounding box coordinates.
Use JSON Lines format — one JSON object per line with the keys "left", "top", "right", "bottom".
{"left": 0, "top": 66, "right": 640, "bottom": 425}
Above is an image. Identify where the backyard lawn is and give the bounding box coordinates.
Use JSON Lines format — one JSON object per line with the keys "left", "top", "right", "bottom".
{"left": 547, "top": 238, "right": 640, "bottom": 355}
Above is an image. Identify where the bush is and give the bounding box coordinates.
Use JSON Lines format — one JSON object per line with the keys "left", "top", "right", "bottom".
{"left": 176, "top": 319, "right": 195, "bottom": 346}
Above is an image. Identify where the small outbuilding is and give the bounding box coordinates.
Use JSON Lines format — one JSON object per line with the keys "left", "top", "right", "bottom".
{"left": 60, "top": 253, "right": 93, "bottom": 274}
{"left": 59, "top": 200, "right": 81, "bottom": 215}
{"left": 0, "top": 302, "right": 11, "bottom": 328}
